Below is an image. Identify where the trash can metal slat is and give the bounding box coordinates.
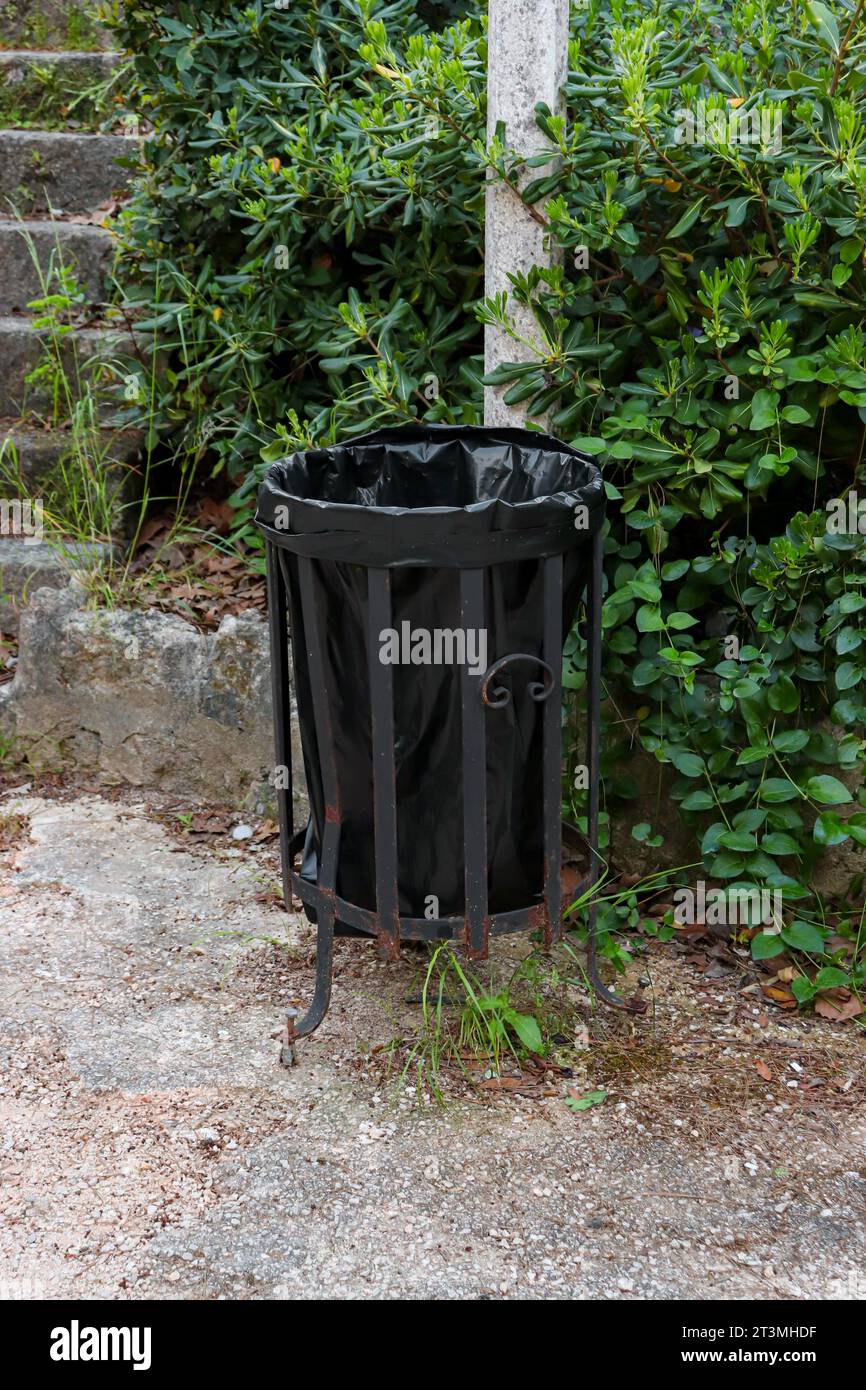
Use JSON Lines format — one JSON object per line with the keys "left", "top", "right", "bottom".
{"left": 542, "top": 553, "right": 564, "bottom": 951}
{"left": 459, "top": 567, "right": 490, "bottom": 959}
{"left": 367, "top": 567, "right": 401, "bottom": 962}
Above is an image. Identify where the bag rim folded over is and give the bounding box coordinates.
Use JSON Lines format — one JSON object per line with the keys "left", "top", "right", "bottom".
{"left": 255, "top": 422, "right": 604, "bottom": 567}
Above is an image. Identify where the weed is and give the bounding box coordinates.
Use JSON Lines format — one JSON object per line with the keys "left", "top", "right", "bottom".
{"left": 388, "top": 942, "right": 547, "bottom": 1103}
{"left": 0, "top": 227, "right": 197, "bottom": 606}
{"left": 0, "top": 732, "right": 18, "bottom": 765}
{"left": 0, "top": 808, "right": 29, "bottom": 850}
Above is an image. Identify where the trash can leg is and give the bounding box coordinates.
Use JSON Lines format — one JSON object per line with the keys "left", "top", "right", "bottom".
{"left": 277, "top": 555, "right": 345, "bottom": 1062}
{"left": 286, "top": 779, "right": 340, "bottom": 1061}
{"left": 281, "top": 908, "right": 335, "bottom": 1065}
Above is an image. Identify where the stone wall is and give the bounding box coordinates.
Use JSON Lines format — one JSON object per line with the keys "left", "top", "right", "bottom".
{"left": 0, "top": 585, "right": 306, "bottom": 816}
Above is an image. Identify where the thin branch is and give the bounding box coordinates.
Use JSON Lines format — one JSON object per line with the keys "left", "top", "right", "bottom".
{"left": 830, "top": 0, "right": 866, "bottom": 97}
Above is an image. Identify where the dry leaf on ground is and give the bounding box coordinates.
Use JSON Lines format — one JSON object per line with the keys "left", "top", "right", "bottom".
{"left": 815, "top": 990, "right": 864, "bottom": 1022}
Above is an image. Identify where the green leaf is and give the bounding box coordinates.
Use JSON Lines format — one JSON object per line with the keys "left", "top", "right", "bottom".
{"left": 565, "top": 1088, "right": 607, "bottom": 1112}
{"left": 807, "top": 1, "right": 841, "bottom": 50}
{"left": 636, "top": 604, "right": 665, "bottom": 632}
{"left": 760, "top": 778, "right": 799, "bottom": 803}
{"left": 750, "top": 389, "right": 779, "bottom": 431}
{"left": 681, "top": 789, "right": 715, "bottom": 811}
{"left": 660, "top": 647, "right": 703, "bottom": 666}
{"left": 630, "top": 574, "right": 662, "bottom": 603}
{"left": 836, "top": 662, "right": 862, "bottom": 691}
{"left": 737, "top": 745, "right": 771, "bottom": 765}
{"left": 846, "top": 812, "right": 866, "bottom": 846}
{"left": 632, "top": 660, "right": 659, "bottom": 687}
{"left": 662, "top": 560, "right": 690, "bottom": 581}
{"left": 718, "top": 830, "right": 758, "bottom": 852}
{"left": 725, "top": 196, "right": 751, "bottom": 228}
{"left": 667, "top": 198, "right": 706, "bottom": 239}
{"left": 815, "top": 967, "right": 850, "bottom": 990}
{"left": 710, "top": 851, "right": 748, "bottom": 878}
{"left": 672, "top": 751, "right": 705, "bottom": 777}
{"left": 832, "top": 698, "right": 862, "bottom": 725}
{"left": 701, "top": 821, "right": 728, "bottom": 857}
{"left": 813, "top": 811, "right": 849, "bottom": 847}
{"left": 508, "top": 1011, "right": 544, "bottom": 1054}
{"left": 751, "top": 931, "right": 785, "bottom": 960}
{"left": 805, "top": 775, "right": 853, "bottom": 805}
{"left": 832, "top": 263, "right": 852, "bottom": 289}
{"left": 761, "top": 832, "right": 801, "bottom": 856}
{"left": 791, "top": 975, "right": 817, "bottom": 1004}
{"left": 781, "top": 919, "right": 827, "bottom": 954}
{"left": 772, "top": 729, "right": 809, "bottom": 753}
{"left": 768, "top": 675, "right": 799, "bottom": 712}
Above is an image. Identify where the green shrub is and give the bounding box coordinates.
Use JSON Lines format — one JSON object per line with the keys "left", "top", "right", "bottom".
{"left": 106, "top": 0, "right": 484, "bottom": 489}
{"left": 109, "top": 0, "right": 866, "bottom": 986}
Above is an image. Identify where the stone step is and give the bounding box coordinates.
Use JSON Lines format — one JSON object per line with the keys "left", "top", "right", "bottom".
{"left": 0, "top": 585, "right": 307, "bottom": 811}
{"left": 0, "top": 49, "right": 123, "bottom": 132}
{"left": 0, "top": 50, "right": 121, "bottom": 75}
{"left": 0, "top": 422, "right": 143, "bottom": 539}
{"left": 0, "top": 315, "right": 137, "bottom": 418}
{"left": 0, "top": 129, "right": 136, "bottom": 214}
{"left": 0, "top": 2, "right": 112, "bottom": 51}
{"left": 0, "top": 535, "right": 113, "bottom": 635}
{"left": 0, "top": 218, "right": 114, "bottom": 312}
{"left": 0, "top": 421, "right": 141, "bottom": 492}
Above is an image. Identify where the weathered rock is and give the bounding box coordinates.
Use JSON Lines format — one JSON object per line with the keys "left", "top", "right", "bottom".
{"left": 811, "top": 820, "right": 866, "bottom": 900}
{"left": 570, "top": 700, "right": 695, "bottom": 883}
{"left": 0, "top": 316, "right": 136, "bottom": 416}
{"left": 0, "top": 587, "right": 857, "bottom": 895}
{"left": 0, "top": 535, "right": 112, "bottom": 634}
{"left": 0, "top": 129, "right": 135, "bottom": 214}
{"left": 0, "top": 585, "right": 307, "bottom": 812}
{"left": 0, "top": 422, "right": 142, "bottom": 505}
{"left": 0, "top": 218, "right": 114, "bottom": 311}
{"left": 0, "top": 49, "right": 119, "bottom": 78}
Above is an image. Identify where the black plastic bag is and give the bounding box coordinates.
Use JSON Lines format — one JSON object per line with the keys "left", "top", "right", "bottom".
{"left": 256, "top": 423, "right": 603, "bottom": 920}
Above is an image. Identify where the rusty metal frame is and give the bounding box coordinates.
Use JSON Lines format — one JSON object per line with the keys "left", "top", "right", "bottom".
{"left": 265, "top": 527, "right": 607, "bottom": 1054}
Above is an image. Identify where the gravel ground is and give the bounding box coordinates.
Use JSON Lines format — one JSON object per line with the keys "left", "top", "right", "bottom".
{"left": 0, "top": 786, "right": 864, "bottom": 1301}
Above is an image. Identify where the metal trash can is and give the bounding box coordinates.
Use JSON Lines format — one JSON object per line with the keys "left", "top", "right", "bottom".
{"left": 256, "top": 423, "right": 607, "bottom": 1059}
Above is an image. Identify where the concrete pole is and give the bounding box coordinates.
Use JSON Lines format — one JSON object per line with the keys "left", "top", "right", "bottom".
{"left": 484, "top": 0, "right": 570, "bottom": 429}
